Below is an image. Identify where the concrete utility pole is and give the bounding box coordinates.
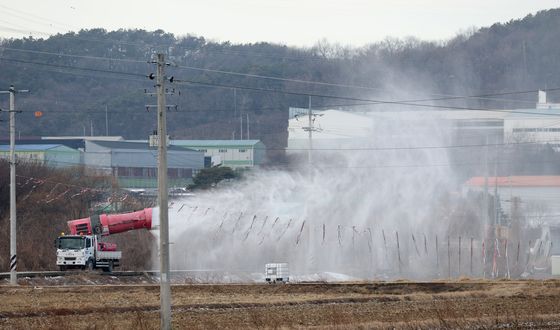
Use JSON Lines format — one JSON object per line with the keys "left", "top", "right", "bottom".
{"left": 156, "top": 53, "right": 172, "bottom": 330}
{"left": 307, "top": 96, "right": 313, "bottom": 167}
{"left": 494, "top": 138, "right": 500, "bottom": 228}
{"left": 246, "top": 113, "right": 250, "bottom": 140}
{"left": 0, "top": 85, "right": 29, "bottom": 286}
{"left": 483, "top": 135, "right": 489, "bottom": 228}
{"left": 105, "top": 104, "right": 109, "bottom": 136}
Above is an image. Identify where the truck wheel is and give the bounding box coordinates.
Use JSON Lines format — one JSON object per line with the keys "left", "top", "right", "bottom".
{"left": 59, "top": 265, "right": 67, "bottom": 271}
{"left": 103, "top": 261, "right": 114, "bottom": 273}
{"left": 86, "top": 259, "right": 94, "bottom": 271}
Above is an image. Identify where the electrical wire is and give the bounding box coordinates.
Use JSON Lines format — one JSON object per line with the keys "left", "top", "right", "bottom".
{"left": 0, "top": 46, "right": 554, "bottom": 107}
{"left": 0, "top": 57, "right": 146, "bottom": 78}
{"left": 0, "top": 46, "right": 147, "bottom": 64}
{"left": 0, "top": 56, "right": 552, "bottom": 117}
{"left": 0, "top": 4, "right": 78, "bottom": 31}
{"left": 1, "top": 53, "right": 560, "bottom": 123}
{"left": 5, "top": 147, "right": 560, "bottom": 171}
{"left": 173, "top": 77, "right": 560, "bottom": 115}
{"left": 172, "top": 63, "right": 547, "bottom": 105}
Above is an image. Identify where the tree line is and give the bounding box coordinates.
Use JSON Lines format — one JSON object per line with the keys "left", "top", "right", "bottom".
{"left": 0, "top": 8, "right": 558, "bottom": 164}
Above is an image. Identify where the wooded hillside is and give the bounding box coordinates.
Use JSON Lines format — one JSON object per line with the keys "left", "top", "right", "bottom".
{"left": 0, "top": 8, "right": 558, "bottom": 162}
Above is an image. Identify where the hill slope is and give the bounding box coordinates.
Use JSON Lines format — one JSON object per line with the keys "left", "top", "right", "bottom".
{"left": 0, "top": 8, "right": 558, "bottom": 162}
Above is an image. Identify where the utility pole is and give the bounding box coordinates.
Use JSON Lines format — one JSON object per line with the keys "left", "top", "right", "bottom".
{"left": 145, "top": 60, "right": 176, "bottom": 330}
{"left": 307, "top": 96, "right": 313, "bottom": 168}
{"left": 152, "top": 53, "right": 172, "bottom": 330}
{"left": 0, "top": 85, "right": 29, "bottom": 286}
{"left": 105, "top": 104, "right": 109, "bottom": 136}
{"left": 483, "top": 135, "right": 489, "bottom": 228}
{"left": 299, "top": 96, "right": 322, "bottom": 174}
{"left": 157, "top": 53, "right": 172, "bottom": 330}
{"left": 494, "top": 138, "right": 500, "bottom": 228}
{"left": 240, "top": 114, "right": 243, "bottom": 140}
{"left": 246, "top": 113, "right": 250, "bottom": 140}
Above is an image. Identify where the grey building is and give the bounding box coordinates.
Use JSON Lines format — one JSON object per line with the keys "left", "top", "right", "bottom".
{"left": 171, "top": 140, "right": 266, "bottom": 168}
{"left": 84, "top": 140, "right": 204, "bottom": 188}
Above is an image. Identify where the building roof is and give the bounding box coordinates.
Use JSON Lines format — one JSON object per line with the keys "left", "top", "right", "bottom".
{"left": 465, "top": 176, "right": 560, "bottom": 187}
{"left": 0, "top": 144, "right": 72, "bottom": 152}
{"left": 0, "top": 139, "right": 87, "bottom": 149}
{"left": 87, "top": 140, "right": 199, "bottom": 152}
{"left": 42, "top": 136, "right": 124, "bottom": 141}
{"left": 171, "top": 140, "right": 263, "bottom": 147}
{"left": 504, "top": 108, "right": 560, "bottom": 119}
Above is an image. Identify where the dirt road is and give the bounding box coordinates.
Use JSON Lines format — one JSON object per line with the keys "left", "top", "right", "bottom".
{"left": 1, "top": 276, "right": 559, "bottom": 329}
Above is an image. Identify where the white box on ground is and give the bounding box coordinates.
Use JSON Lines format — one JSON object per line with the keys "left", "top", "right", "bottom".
{"left": 265, "top": 263, "right": 289, "bottom": 283}
{"left": 552, "top": 256, "right": 560, "bottom": 276}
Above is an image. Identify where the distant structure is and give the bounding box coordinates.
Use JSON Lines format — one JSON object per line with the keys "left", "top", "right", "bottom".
{"left": 0, "top": 136, "right": 125, "bottom": 152}
{"left": 0, "top": 144, "right": 80, "bottom": 167}
{"left": 536, "top": 90, "right": 560, "bottom": 110}
{"left": 287, "top": 91, "right": 560, "bottom": 154}
{"left": 83, "top": 140, "right": 205, "bottom": 188}
{"left": 287, "top": 109, "right": 372, "bottom": 151}
{"left": 41, "top": 136, "right": 125, "bottom": 142}
{"left": 0, "top": 136, "right": 265, "bottom": 187}
{"left": 171, "top": 140, "right": 266, "bottom": 168}
{"left": 464, "top": 175, "right": 560, "bottom": 226}
{"left": 504, "top": 90, "right": 560, "bottom": 148}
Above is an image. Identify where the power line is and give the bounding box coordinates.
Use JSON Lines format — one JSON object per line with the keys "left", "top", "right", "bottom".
{"left": 0, "top": 25, "right": 53, "bottom": 37}
{"left": 0, "top": 57, "right": 146, "bottom": 78}
{"left": 0, "top": 46, "right": 553, "bottom": 107}
{"left": 0, "top": 46, "right": 147, "bottom": 64}
{"left": 267, "top": 155, "right": 560, "bottom": 170}
{"left": 0, "top": 59, "right": 148, "bottom": 85}
{"left": 15, "top": 173, "right": 115, "bottom": 192}
{"left": 5, "top": 146, "right": 560, "bottom": 171}
{"left": 173, "top": 77, "right": 560, "bottom": 115}
{"left": 172, "top": 63, "right": 544, "bottom": 105}
{"left": 275, "top": 138, "right": 560, "bottom": 151}
{"left": 0, "top": 4, "right": 78, "bottom": 31}
{"left": 1, "top": 54, "right": 559, "bottom": 118}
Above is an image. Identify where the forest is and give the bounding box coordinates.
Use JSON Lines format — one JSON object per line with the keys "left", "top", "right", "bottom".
{"left": 0, "top": 8, "right": 558, "bottom": 165}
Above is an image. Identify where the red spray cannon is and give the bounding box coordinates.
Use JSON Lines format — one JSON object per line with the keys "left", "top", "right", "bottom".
{"left": 67, "top": 208, "right": 153, "bottom": 236}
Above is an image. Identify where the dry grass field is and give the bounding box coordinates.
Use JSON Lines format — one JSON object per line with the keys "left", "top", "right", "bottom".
{"left": 1, "top": 275, "right": 560, "bottom": 329}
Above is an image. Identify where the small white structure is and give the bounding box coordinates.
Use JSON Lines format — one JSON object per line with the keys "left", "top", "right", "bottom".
{"left": 536, "top": 90, "right": 560, "bottom": 110}
{"left": 552, "top": 256, "right": 560, "bottom": 276}
{"left": 265, "top": 263, "right": 289, "bottom": 283}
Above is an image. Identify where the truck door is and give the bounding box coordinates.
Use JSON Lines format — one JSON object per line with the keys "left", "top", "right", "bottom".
{"left": 85, "top": 237, "right": 93, "bottom": 260}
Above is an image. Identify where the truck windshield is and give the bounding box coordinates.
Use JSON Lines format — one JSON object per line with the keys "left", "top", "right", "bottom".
{"left": 58, "top": 237, "right": 85, "bottom": 250}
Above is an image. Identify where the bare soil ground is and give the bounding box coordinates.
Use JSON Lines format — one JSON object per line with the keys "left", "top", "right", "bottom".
{"left": 1, "top": 276, "right": 559, "bottom": 329}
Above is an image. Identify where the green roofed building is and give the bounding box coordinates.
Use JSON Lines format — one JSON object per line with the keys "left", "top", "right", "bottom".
{"left": 0, "top": 144, "right": 80, "bottom": 167}
{"left": 171, "top": 140, "right": 266, "bottom": 168}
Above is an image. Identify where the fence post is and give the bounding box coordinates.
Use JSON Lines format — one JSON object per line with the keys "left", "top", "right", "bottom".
{"left": 396, "top": 231, "right": 402, "bottom": 275}
{"left": 470, "top": 237, "right": 473, "bottom": 276}
{"left": 448, "top": 236, "right": 451, "bottom": 278}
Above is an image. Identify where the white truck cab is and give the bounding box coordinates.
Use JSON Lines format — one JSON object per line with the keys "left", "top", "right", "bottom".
{"left": 55, "top": 235, "right": 121, "bottom": 272}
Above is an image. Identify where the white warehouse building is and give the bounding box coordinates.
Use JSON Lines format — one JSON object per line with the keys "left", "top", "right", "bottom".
{"left": 171, "top": 140, "right": 266, "bottom": 168}
{"left": 504, "top": 91, "right": 560, "bottom": 148}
